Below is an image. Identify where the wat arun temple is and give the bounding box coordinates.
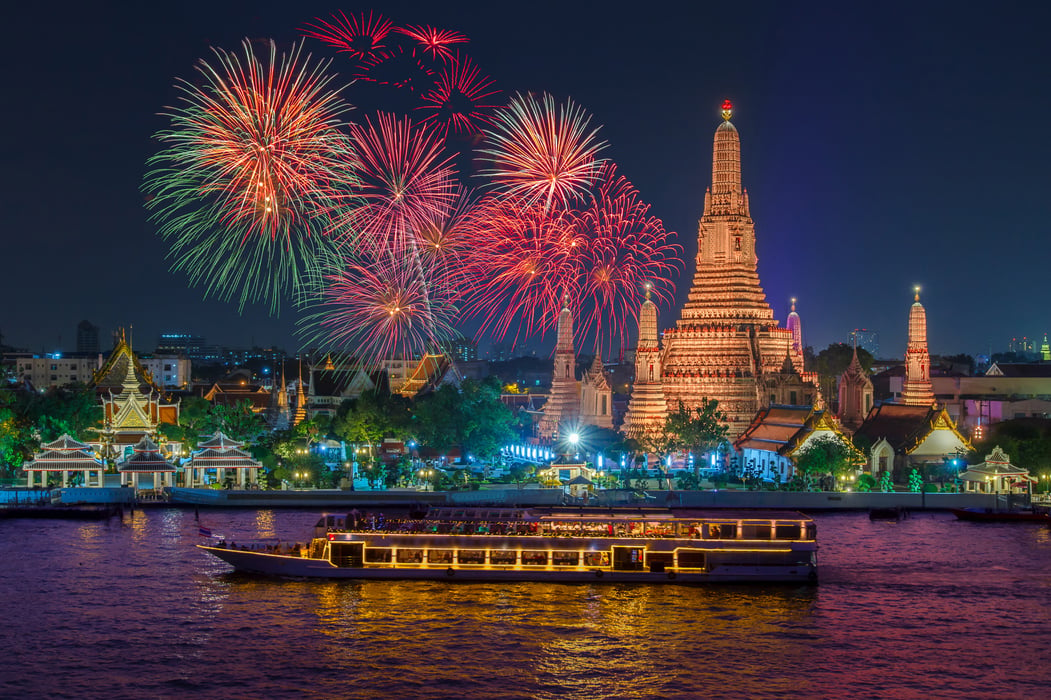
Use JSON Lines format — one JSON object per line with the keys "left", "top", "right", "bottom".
{"left": 623, "top": 101, "right": 820, "bottom": 441}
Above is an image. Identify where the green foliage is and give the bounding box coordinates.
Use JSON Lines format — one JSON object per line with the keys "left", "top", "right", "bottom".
{"left": 908, "top": 468, "right": 923, "bottom": 492}
{"left": 878, "top": 472, "right": 894, "bottom": 492}
{"left": 0, "top": 391, "right": 35, "bottom": 476}
{"left": 857, "top": 473, "right": 876, "bottom": 493}
{"left": 662, "top": 399, "right": 729, "bottom": 482}
{"left": 208, "top": 399, "right": 266, "bottom": 444}
{"left": 794, "top": 434, "right": 860, "bottom": 491}
{"left": 412, "top": 377, "right": 515, "bottom": 462}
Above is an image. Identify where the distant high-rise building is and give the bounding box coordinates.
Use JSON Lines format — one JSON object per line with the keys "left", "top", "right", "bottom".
{"left": 445, "top": 335, "right": 478, "bottom": 363}
{"left": 155, "top": 333, "right": 221, "bottom": 362}
{"left": 76, "top": 320, "right": 100, "bottom": 354}
{"left": 849, "top": 329, "right": 880, "bottom": 358}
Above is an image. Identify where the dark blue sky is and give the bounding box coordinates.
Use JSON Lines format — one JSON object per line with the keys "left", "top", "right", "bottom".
{"left": 3, "top": 1, "right": 1049, "bottom": 359}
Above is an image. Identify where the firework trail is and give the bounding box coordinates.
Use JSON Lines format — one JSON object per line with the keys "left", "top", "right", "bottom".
{"left": 144, "top": 39, "right": 354, "bottom": 312}
{"left": 417, "top": 52, "right": 502, "bottom": 137}
{"left": 479, "top": 92, "right": 608, "bottom": 213}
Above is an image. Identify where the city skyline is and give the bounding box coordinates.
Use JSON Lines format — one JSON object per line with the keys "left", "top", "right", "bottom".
{"left": 4, "top": 1, "right": 1049, "bottom": 360}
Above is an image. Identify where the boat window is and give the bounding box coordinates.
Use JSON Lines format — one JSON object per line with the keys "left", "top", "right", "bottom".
{"left": 583, "top": 551, "right": 610, "bottom": 567}
{"left": 775, "top": 523, "right": 802, "bottom": 540}
{"left": 521, "top": 551, "right": 549, "bottom": 566}
{"left": 707, "top": 523, "right": 737, "bottom": 539}
{"left": 396, "top": 549, "right": 424, "bottom": 563}
{"left": 677, "top": 550, "right": 706, "bottom": 568}
{"left": 740, "top": 524, "right": 772, "bottom": 540}
{"left": 646, "top": 552, "right": 674, "bottom": 572}
{"left": 364, "top": 548, "right": 392, "bottom": 563}
{"left": 489, "top": 550, "right": 517, "bottom": 565}
{"left": 805, "top": 524, "right": 817, "bottom": 540}
{"left": 427, "top": 549, "right": 454, "bottom": 564}
{"left": 552, "top": 551, "right": 579, "bottom": 566}
{"left": 457, "top": 549, "right": 486, "bottom": 565}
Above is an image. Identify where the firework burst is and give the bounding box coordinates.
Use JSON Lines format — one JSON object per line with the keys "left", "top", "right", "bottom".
{"left": 395, "top": 24, "right": 469, "bottom": 62}
{"left": 575, "top": 163, "right": 681, "bottom": 356}
{"left": 301, "top": 11, "right": 393, "bottom": 64}
{"left": 302, "top": 253, "right": 459, "bottom": 369}
{"left": 144, "top": 39, "right": 354, "bottom": 312}
{"left": 333, "top": 112, "right": 457, "bottom": 252}
{"left": 479, "top": 92, "right": 608, "bottom": 213}
{"left": 460, "top": 195, "right": 585, "bottom": 346}
{"left": 417, "top": 53, "right": 501, "bottom": 137}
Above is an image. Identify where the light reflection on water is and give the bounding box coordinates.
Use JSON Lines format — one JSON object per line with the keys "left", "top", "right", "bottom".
{"left": 1, "top": 509, "right": 1049, "bottom": 699}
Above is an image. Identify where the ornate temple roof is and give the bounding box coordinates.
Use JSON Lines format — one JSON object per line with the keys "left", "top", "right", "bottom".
{"left": 959, "top": 446, "right": 1035, "bottom": 483}
{"left": 92, "top": 336, "right": 159, "bottom": 393}
{"left": 187, "top": 432, "right": 262, "bottom": 470}
{"left": 396, "top": 354, "right": 454, "bottom": 398}
{"left": 853, "top": 404, "right": 970, "bottom": 455}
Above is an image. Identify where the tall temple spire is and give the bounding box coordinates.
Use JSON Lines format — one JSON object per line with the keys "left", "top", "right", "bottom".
{"left": 786, "top": 297, "right": 803, "bottom": 368}
{"left": 650, "top": 100, "right": 819, "bottom": 438}
{"left": 538, "top": 294, "right": 580, "bottom": 440}
{"left": 838, "top": 343, "right": 873, "bottom": 430}
{"left": 622, "top": 283, "right": 667, "bottom": 442}
{"left": 902, "top": 286, "right": 935, "bottom": 406}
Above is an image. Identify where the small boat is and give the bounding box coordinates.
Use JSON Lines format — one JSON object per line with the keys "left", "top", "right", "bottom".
{"left": 949, "top": 507, "right": 1051, "bottom": 523}
{"left": 197, "top": 507, "right": 819, "bottom": 584}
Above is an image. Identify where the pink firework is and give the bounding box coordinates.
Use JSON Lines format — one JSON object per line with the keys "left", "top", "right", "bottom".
{"left": 575, "top": 164, "right": 681, "bottom": 357}
{"left": 417, "top": 52, "right": 501, "bottom": 137}
{"left": 310, "top": 254, "right": 458, "bottom": 369}
{"left": 480, "top": 92, "right": 608, "bottom": 213}
{"left": 333, "top": 112, "right": 457, "bottom": 252}
{"left": 301, "top": 11, "right": 394, "bottom": 63}
{"left": 395, "top": 24, "right": 469, "bottom": 62}
{"left": 460, "top": 195, "right": 585, "bottom": 346}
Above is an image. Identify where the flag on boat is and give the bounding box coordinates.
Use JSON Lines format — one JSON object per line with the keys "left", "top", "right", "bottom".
{"left": 198, "top": 526, "right": 213, "bottom": 537}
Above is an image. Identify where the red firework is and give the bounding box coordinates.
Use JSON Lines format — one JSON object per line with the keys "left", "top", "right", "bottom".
{"left": 395, "top": 25, "right": 469, "bottom": 62}
{"left": 333, "top": 113, "right": 457, "bottom": 252}
{"left": 301, "top": 11, "right": 393, "bottom": 63}
{"left": 311, "top": 254, "right": 458, "bottom": 368}
{"left": 575, "top": 163, "right": 681, "bottom": 356}
{"left": 460, "top": 195, "right": 585, "bottom": 346}
{"left": 412, "top": 186, "right": 477, "bottom": 298}
{"left": 480, "top": 92, "right": 608, "bottom": 213}
{"left": 417, "top": 52, "right": 501, "bottom": 137}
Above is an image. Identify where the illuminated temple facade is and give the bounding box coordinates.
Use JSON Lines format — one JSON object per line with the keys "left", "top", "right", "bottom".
{"left": 901, "top": 289, "right": 936, "bottom": 406}
{"left": 625, "top": 101, "right": 819, "bottom": 440}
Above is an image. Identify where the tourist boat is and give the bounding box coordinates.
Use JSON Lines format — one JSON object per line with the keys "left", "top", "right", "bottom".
{"left": 949, "top": 507, "right": 1051, "bottom": 523}
{"left": 197, "top": 507, "right": 819, "bottom": 583}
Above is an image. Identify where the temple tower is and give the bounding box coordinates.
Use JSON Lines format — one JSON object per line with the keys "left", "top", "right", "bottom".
{"left": 786, "top": 298, "right": 804, "bottom": 371}
{"left": 837, "top": 344, "right": 873, "bottom": 430}
{"left": 538, "top": 296, "right": 580, "bottom": 440}
{"left": 901, "top": 287, "right": 935, "bottom": 406}
{"left": 622, "top": 285, "right": 668, "bottom": 441}
{"left": 655, "top": 101, "right": 816, "bottom": 437}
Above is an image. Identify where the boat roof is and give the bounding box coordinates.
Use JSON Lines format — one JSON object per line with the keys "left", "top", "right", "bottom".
{"left": 422, "top": 506, "right": 811, "bottom": 523}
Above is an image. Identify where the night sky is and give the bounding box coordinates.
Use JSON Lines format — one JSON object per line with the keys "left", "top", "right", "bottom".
{"left": 4, "top": 1, "right": 1049, "bottom": 360}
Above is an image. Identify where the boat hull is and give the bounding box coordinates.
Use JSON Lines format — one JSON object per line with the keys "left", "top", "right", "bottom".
{"left": 198, "top": 545, "right": 817, "bottom": 584}
{"left": 950, "top": 508, "right": 1050, "bottom": 523}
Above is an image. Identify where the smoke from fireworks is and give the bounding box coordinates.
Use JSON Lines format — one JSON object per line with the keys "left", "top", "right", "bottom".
{"left": 144, "top": 39, "right": 354, "bottom": 312}
{"left": 480, "top": 92, "right": 608, "bottom": 213}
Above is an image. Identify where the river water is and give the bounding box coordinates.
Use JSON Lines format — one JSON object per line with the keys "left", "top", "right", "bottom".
{"left": 1, "top": 509, "right": 1048, "bottom": 699}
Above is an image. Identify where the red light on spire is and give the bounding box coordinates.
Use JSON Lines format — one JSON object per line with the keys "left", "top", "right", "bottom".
{"left": 721, "top": 99, "right": 733, "bottom": 121}
{"left": 722, "top": 99, "right": 733, "bottom": 111}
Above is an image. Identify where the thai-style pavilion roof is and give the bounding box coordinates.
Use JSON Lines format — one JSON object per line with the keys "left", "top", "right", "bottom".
{"left": 959, "top": 446, "right": 1035, "bottom": 483}
{"left": 186, "top": 432, "right": 262, "bottom": 470}
{"left": 23, "top": 433, "right": 104, "bottom": 472}
{"left": 852, "top": 403, "right": 971, "bottom": 455}
{"left": 118, "top": 436, "right": 177, "bottom": 473}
